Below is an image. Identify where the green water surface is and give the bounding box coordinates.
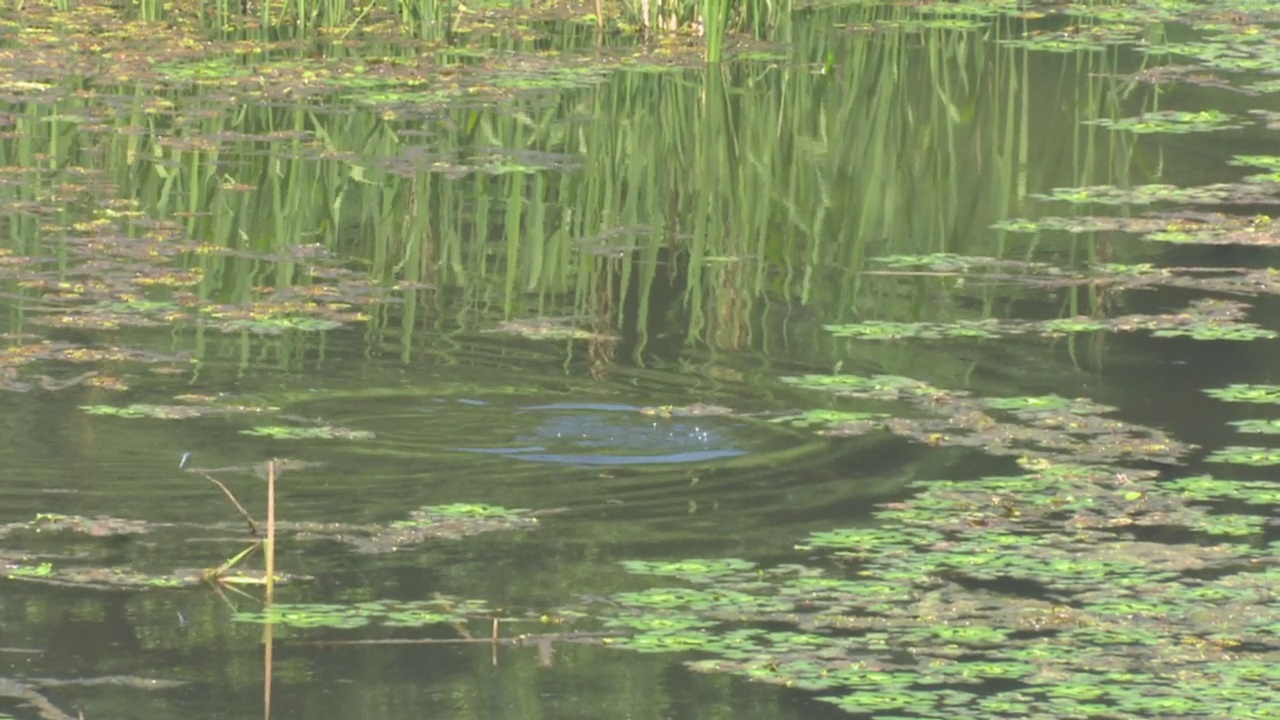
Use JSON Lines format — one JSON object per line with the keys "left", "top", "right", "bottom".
{"left": 1, "top": 1, "right": 1279, "bottom": 719}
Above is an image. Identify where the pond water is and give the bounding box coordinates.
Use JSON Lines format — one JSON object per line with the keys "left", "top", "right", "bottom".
{"left": 1, "top": 1, "right": 1280, "bottom": 719}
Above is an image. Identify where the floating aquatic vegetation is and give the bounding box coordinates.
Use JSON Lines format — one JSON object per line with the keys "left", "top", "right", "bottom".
{"left": 487, "top": 318, "right": 615, "bottom": 342}
{"left": 373, "top": 145, "right": 584, "bottom": 178}
{"left": 1144, "top": 214, "right": 1280, "bottom": 246}
{"left": 823, "top": 319, "right": 1004, "bottom": 340}
{"left": 619, "top": 558, "right": 757, "bottom": 583}
{"left": 1190, "top": 512, "right": 1268, "bottom": 536}
{"left": 1085, "top": 109, "right": 1245, "bottom": 133}
{"left": 573, "top": 452, "right": 1280, "bottom": 719}
{"left": 981, "top": 394, "right": 1114, "bottom": 415}
{"left": 0, "top": 561, "right": 299, "bottom": 590}
{"left": 290, "top": 503, "right": 540, "bottom": 553}
{"left": 1035, "top": 317, "right": 1110, "bottom": 333}
{"left": 80, "top": 402, "right": 276, "bottom": 419}
{"left": 1151, "top": 323, "right": 1278, "bottom": 341}
{"left": 870, "top": 253, "right": 1055, "bottom": 274}
{"left": 822, "top": 299, "right": 1272, "bottom": 343}
{"left": 1032, "top": 182, "right": 1280, "bottom": 207}
{"left": 1230, "top": 154, "right": 1280, "bottom": 172}
{"left": 1165, "top": 475, "right": 1280, "bottom": 506}
{"left": 0, "top": 341, "right": 188, "bottom": 393}
{"left": 1204, "top": 446, "right": 1280, "bottom": 466}
{"left": 4, "top": 1, "right": 1280, "bottom": 718}
{"left": 999, "top": 34, "right": 1107, "bottom": 53}
{"left": 232, "top": 596, "right": 498, "bottom": 630}
{"left": 0, "top": 500, "right": 540, "bottom": 593}
{"left": 602, "top": 613, "right": 719, "bottom": 635}
{"left": 1228, "top": 418, "right": 1280, "bottom": 434}
{"left": 1204, "top": 383, "right": 1280, "bottom": 404}
{"left": 779, "top": 373, "right": 952, "bottom": 402}
{"left": 797, "top": 526, "right": 944, "bottom": 560}
{"left": 22, "top": 513, "right": 160, "bottom": 537}
{"left": 992, "top": 214, "right": 1170, "bottom": 234}
{"left": 637, "top": 403, "right": 735, "bottom": 418}
{"left": 239, "top": 425, "right": 376, "bottom": 441}
{"left": 770, "top": 409, "right": 888, "bottom": 434}
{"left": 780, "top": 374, "right": 1192, "bottom": 466}
{"left": 1003, "top": 210, "right": 1280, "bottom": 245}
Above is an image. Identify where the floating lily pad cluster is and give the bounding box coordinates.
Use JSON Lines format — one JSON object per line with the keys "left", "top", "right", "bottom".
{"left": 1031, "top": 181, "right": 1279, "bottom": 208}
{"left": 637, "top": 403, "right": 736, "bottom": 418}
{"left": 487, "top": 318, "right": 617, "bottom": 342}
{"left": 824, "top": 299, "right": 1275, "bottom": 342}
{"left": 872, "top": 251, "right": 1280, "bottom": 304}
{"left": 571, "top": 457, "right": 1280, "bottom": 719}
{"left": 14, "top": 230, "right": 383, "bottom": 337}
{"left": 288, "top": 503, "right": 541, "bottom": 554}
{"left": 1200, "top": 383, "right": 1280, "bottom": 467}
{"left": 983, "top": 7, "right": 1280, "bottom": 254}
{"left": 232, "top": 596, "right": 499, "bottom": 629}
{"left": 80, "top": 401, "right": 276, "bottom": 420}
{"left": 0, "top": 512, "right": 304, "bottom": 588}
{"left": 0, "top": 503, "right": 539, "bottom": 589}
{"left": 1084, "top": 109, "right": 1245, "bottom": 134}
{"left": 996, "top": 210, "right": 1280, "bottom": 248}
{"left": 78, "top": 395, "right": 381, "bottom": 442}
{"left": 0, "top": 340, "right": 184, "bottom": 393}
{"left": 0, "top": 204, "right": 397, "bottom": 394}
{"left": 776, "top": 374, "right": 1191, "bottom": 465}
{"left": 239, "top": 425, "right": 376, "bottom": 441}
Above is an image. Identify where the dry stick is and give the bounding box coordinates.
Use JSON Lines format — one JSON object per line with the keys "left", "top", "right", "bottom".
{"left": 199, "top": 472, "right": 261, "bottom": 537}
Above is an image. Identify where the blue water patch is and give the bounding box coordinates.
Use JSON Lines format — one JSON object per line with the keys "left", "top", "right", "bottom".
{"left": 462, "top": 446, "right": 746, "bottom": 466}
{"left": 459, "top": 402, "right": 747, "bottom": 467}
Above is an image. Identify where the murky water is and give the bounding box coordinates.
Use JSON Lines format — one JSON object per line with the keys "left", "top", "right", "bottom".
{"left": 1, "top": 1, "right": 1279, "bottom": 719}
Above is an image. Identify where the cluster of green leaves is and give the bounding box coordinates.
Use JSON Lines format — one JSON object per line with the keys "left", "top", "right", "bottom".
{"left": 1085, "top": 109, "right": 1244, "bottom": 134}
{"left": 574, "top": 459, "right": 1280, "bottom": 719}
{"left": 240, "top": 425, "right": 376, "bottom": 440}
{"left": 824, "top": 299, "right": 1276, "bottom": 343}
{"left": 777, "top": 373, "right": 1188, "bottom": 465}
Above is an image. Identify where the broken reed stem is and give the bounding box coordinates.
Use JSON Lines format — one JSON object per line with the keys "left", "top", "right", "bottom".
{"left": 200, "top": 471, "right": 261, "bottom": 537}
{"left": 208, "top": 540, "right": 261, "bottom": 579}
{"left": 265, "top": 459, "right": 276, "bottom": 602}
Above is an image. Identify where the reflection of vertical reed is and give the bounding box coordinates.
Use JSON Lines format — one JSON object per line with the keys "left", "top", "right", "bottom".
{"left": 4, "top": 10, "right": 1138, "bottom": 374}
{"left": 262, "top": 620, "right": 274, "bottom": 720}
{"left": 265, "top": 459, "right": 276, "bottom": 602}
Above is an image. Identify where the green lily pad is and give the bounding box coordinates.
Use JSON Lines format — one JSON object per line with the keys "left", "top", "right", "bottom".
{"left": 1204, "top": 384, "right": 1280, "bottom": 404}
{"left": 1204, "top": 446, "right": 1280, "bottom": 466}
{"left": 1086, "top": 109, "right": 1245, "bottom": 134}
